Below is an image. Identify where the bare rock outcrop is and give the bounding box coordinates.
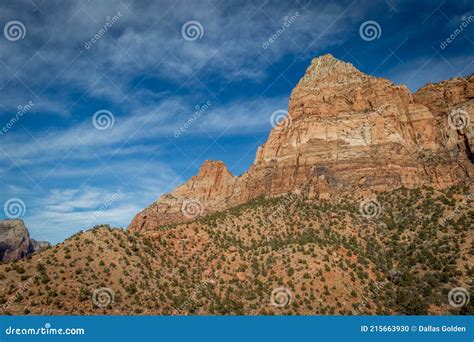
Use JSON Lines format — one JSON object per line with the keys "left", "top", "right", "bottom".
{"left": 414, "top": 74, "right": 474, "bottom": 163}
{"left": 128, "top": 54, "right": 473, "bottom": 232}
{"left": 0, "top": 220, "right": 51, "bottom": 263}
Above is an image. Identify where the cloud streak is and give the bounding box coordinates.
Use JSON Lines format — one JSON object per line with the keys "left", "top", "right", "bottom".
{"left": 0, "top": 0, "right": 472, "bottom": 244}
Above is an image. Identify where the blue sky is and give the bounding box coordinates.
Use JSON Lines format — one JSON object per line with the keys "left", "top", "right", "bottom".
{"left": 0, "top": 0, "right": 473, "bottom": 244}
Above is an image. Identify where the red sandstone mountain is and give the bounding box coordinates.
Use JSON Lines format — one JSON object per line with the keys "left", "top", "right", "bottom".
{"left": 129, "top": 54, "right": 473, "bottom": 232}
{"left": 0, "top": 220, "right": 51, "bottom": 262}
{"left": 1, "top": 55, "right": 472, "bottom": 317}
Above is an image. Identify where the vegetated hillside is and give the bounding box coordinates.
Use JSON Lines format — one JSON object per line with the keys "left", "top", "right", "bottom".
{"left": 0, "top": 185, "right": 472, "bottom": 315}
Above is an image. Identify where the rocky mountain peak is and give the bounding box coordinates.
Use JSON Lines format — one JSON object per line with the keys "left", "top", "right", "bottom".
{"left": 128, "top": 55, "right": 473, "bottom": 232}
{"left": 288, "top": 54, "right": 407, "bottom": 121}
{"left": 196, "top": 160, "right": 233, "bottom": 179}
{"left": 297, "top": 53, "right": 372, "bottom": 91}
{"left": 0, "top": 219, "right": 30, "bottom": 238}
{"left": 0, "top": 219, "right": 51, "bottom": 262}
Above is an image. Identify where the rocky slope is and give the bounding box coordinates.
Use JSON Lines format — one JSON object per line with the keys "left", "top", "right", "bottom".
{"left": 0, "top": 220, "right": 51, "bottom": 263}
{"left": 129, "top": 54, "right": 473, "bottom": 232}
{"left": 1, "top": 186, "right": 472, "bottom": 315}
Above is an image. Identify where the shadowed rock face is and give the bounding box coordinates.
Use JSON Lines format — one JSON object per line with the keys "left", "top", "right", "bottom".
{"left": 128, "top": 54, "right": 473, "bottom": 232}
{"left": 0, "top": 220, "right": 51, "bottom": 263}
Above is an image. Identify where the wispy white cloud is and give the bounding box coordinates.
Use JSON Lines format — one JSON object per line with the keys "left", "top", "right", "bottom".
{"left": 0, "top": 0, "right": 359, "bottom": 116}
{"left": 384, "top": 54, "right": 474, "bottom": 91}
{"left": 1, "top": 0, "right": 472, "bottom": 245}
{"left": 0, "top": 94, "right": 286, "bottom": 169}
{"left": 6, "top": 163, "right": 183, "bottom": 244}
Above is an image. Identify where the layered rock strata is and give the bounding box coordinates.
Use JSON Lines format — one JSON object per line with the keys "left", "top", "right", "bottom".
{"left": 129, "top": 54, "right": 473, "bottom": 232}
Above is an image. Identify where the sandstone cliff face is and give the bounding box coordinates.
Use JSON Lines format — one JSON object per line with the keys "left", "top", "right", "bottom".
{"left": 130, "top": 161, "right": 239, "bottom": 232}
{"left": 414, "top": 74, "right": 474, "bottom": 118}
{"left": 0, "top": 220, "right": 51, "bottom": 263}
{"left": 128, "top": 54, "right": 473, "bottom": 232}
{"left": 414, "top": 75, "right": 473, "bottom": 163}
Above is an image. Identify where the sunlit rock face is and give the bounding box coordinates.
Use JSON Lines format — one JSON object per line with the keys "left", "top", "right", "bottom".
{"left": 129, "top": 54, "right": 473, "bottom": 232}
